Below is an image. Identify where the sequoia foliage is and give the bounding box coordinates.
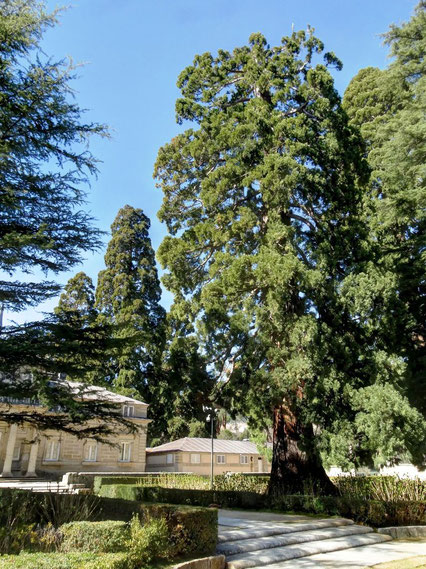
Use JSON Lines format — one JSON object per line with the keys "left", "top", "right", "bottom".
{"left": 155, "top": 23, "right": 426, "bottom": 494}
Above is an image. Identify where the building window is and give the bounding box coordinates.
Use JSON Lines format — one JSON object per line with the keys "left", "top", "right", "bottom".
{"left": 119, "top": 442, "right": 132, "bottom": 462}
{"left": 166, "top": 453, "right": 174, "bottom": 464}
{"left": 216, "top": 454, "right": 226, "bottom": 464}
{"left": 122, "top": 405, "right": 134, "bottom": 417}
{"left": 190, "top": 453, "right": 201, "bottom": 464}
{"left": 84, "top": 442, "right": 98, "bottom": 462}
{"left": 45, "top": 440, "right": 60, "bottom": 461}
{"left": 240, "top": 455, "right": 248, "bottom": 464}
{"left": 12, "top": 444, "right": 21, "bottom": 461}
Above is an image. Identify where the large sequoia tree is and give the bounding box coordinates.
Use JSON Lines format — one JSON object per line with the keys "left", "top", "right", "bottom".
{"left": 155, "top": 28, "right": 426, "bottom": 495}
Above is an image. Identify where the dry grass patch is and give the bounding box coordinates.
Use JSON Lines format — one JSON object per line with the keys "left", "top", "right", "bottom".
{"left": 371, "top": 556, "right": 426, "bottom": 569}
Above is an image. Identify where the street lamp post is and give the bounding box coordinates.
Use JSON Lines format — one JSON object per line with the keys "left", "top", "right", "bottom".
{"left": 210, "top": 413, "right": 214, "bottom": 490}
{"left": 204, "top": 406, "right": 217, "bottom": 491}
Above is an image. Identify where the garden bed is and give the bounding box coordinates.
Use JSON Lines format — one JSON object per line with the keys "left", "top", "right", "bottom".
{"left": 0, "top": 488, "right": 218, "bottom": 568}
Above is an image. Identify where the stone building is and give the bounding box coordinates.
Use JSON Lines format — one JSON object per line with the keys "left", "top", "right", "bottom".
{"left": 0, "top": 382, "right": 150, "bottom": 478}
{"left": 146, "top": 437, "right": 270, "bottom": 474}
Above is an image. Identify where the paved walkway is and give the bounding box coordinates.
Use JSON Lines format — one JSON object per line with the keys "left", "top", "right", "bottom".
{"left": 217, "top": 510, "right": 426, "bottom": 569}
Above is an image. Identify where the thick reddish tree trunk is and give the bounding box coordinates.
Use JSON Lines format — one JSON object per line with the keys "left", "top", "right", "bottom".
{"left": 268, "top": 404, "right": 337, "bottom": 497}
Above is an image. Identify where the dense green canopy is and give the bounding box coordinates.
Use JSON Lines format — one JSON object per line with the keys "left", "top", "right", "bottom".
{"left": 55, "top": 272, "right": 97, "bottom": 324}
{"left": 0, "top": 1, "right": 126, "bottom": 437}
{"left": 343, "top": 1, "right": 426, "bottom": 416}
{"left": 0, "top": 1, "right": 106, "bottom": 312}
{"left": 95, "top": 205, "right": 166, "bottom": 397}
{"left": 155, "top": 25, "right": 426, "bottom": 493}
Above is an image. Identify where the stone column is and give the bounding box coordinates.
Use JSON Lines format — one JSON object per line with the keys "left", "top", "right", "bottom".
{"left": 25, "top": 431, "right": 39, "bottom": 477}
{"left": 1, "top": 424, "right": 18, "bottom": 477}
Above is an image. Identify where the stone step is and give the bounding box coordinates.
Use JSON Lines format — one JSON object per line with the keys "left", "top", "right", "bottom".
{"left": 218, "top": 524, "right": 373, "bottom": 556}
{"left": 31, "top": 487, "right": 71, "bottom": 493}
{"left": 225, "top": 533, "right": 392, "bottom": 569}
{"left": 219, "top": 518, "right": 353, "bottom": 543}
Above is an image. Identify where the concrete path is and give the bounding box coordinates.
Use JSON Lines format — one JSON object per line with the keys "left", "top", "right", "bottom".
{"left": 217, "top": 510, "right": 425, "bottom": 569}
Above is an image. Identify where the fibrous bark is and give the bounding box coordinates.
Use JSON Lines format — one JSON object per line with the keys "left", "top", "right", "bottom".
{"left": 268, "top": 405, "right": 338, "bottom": 497}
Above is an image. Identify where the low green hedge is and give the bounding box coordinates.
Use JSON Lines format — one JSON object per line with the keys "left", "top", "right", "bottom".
{"left": 97, "top": 491, "right": 217, "bottom": 557}
{"left": 142, "top": 503, "right": 217, "bottom": 556}
{"left": 94, "top": 473, "right": 426, "bottom": 501}
{"left": 93, "top": 474, "right": 210, "bottom": 493}
{"left": 0, "top": 488, "right": 218, "bottom": 559}
{"left": 60, "top": 521, "right": 129, "bottom": 553}
{"left": 98, "top": 484, "right": 264, "bottom": 509}
{"left": 98, "top": 483, "right": 426, "bottom": 527}
{"left": 0, "top": 552, "right": 128, "bottom": 569}
{"left": 93, "top": 473, "right": 270, "bottom": 494}
{"left": 270, "top": 494, "right": 426, "bottom": 526}
{"left": 332, "top": 475, "right": 426, "bottom": 502}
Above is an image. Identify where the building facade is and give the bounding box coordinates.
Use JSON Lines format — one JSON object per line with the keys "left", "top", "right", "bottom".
{"left": 146, "top": 437, "right": 270, "bottom": 474}
{"left": 0, "top": 383, "right": 150, "bottom": 478}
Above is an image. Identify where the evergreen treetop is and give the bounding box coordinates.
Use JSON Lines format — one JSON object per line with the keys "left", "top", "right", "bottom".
{"left": 155, "top": 23, "right": 426, "bottom": 492}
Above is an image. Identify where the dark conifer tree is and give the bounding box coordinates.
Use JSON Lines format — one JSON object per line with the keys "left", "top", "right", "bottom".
{"left": 0, "top": 2, "right": 126, "bottom": 438}
{"left": 55, "top": 272, "right": 97, "bottom": 325}
{"left": 96, "top": 205, "right": 166, "bottom": 398}
{"left": 343, "top": 2, "right": 426, "bottom": 418}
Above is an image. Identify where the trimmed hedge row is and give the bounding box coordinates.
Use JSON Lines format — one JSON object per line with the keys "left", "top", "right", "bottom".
{"left": 61, "top": 521, "right": 129, "bottom": 553}
{"left": 98, "top": 498, "right": 218, "bottom": 556}
{"left": 98, "top": 484, "right": 426, "bottom": 527}
{"left": 332, "top": 475, "right": 426, "bottom": 502}
{"left": 0, "top": 488, "right": 218, "bottom": 559}
{"left": 93, "top": 474, "right": 210, "bottom": 493}
{"left": 271, "top": 494, "right": 426, "bottom": 527}
{"left": 99, "top": 484, "right": 264, "bottom": 509}
{"left": 93, "top": 473, "right": 270, "bottom": 494}
{"left": 0, "top": 552, "right": 128, "bottom": 569}
{"left": 142, "top": 503, "right": 218, "bottom": 557}
{"left": 94, "top": 473, "right": 426, "bottom": 500}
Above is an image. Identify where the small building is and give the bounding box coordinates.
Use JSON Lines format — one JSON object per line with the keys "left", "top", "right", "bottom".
{"left": 146, "top": 437, "right": 270, "bottom": 474}
{"left": 0, "top": 382, "right": 150, "bottom": 478}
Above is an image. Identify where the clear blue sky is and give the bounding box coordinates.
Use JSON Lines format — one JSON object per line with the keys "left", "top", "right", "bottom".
{"left": 5, "top": 0, "right": 417, "bottom": 325}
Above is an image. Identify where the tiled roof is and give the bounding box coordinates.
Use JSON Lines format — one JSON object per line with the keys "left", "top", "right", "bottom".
{"left": 147, "top": 437, "right": 260, "bottom": 454}
{"left": 65, "top": 381, "right": 148, "bottom": 406}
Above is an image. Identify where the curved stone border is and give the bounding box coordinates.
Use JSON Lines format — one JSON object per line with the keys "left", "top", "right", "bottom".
{"left": 173, "top": 555, "right": 225, "bottom": 569}
{"left": 378, "top": 526, "right": 426, "bottom": 539}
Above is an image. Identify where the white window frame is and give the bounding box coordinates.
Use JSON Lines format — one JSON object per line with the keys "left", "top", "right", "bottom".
{"left": 84, "top": 442, "right": 98, "bottom": 462}
{"left": 216, "top": 454, "right": 226, "bottom": 464}
{"left": 119, "top": 442, "right": 132, "bottom": 462}
{"left": 122, "top": 405, "right": 135, "bottom": 418}
{"left": 166, "top": 453, "right": 174, "bottom": 464}
{"left": 45, "top": 440, "right": 60, "bottom": 461}
{"left": 190, "top": 453, "right": 201, "bottom": 464}
{"left": 12, "top": 444, "right": 21, "bottom": 461}
{"left": 240, "top": 454, "right": 248, "bottom": 464}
